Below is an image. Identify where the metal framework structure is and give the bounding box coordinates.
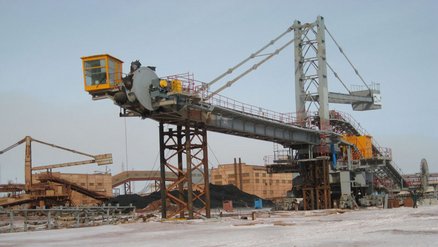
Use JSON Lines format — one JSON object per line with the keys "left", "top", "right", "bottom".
{"left": 159, "top": 123, "right": 210, "bottom": 219}
{"left": 294, "top": 17, "right": 329, "bottom": 130}
{"left": 0, "top": 205, "right": 135, "bottom": 233}
{"left": 0, "top": 136, "right": 112, "bottom": 192}
{"left": 301, "top": 158, "right": 331, "bottom": 210}
{"left": 81, "top": 16, "right": 406, "bottom": 215}
{"left": 0, "top": 136, "right": 112, "bottom": 207}
{"left": 294, "top": 16, "right": 381, "bottom": 131}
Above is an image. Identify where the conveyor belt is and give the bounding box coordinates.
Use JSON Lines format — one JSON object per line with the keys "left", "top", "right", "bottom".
{"left": 38, "top": 174, "right": 109, "bottom": 200}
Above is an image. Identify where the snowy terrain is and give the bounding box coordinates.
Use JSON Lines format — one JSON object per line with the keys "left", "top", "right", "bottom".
{"left": 1, "top": 205, "right": 438, "bottom": 247}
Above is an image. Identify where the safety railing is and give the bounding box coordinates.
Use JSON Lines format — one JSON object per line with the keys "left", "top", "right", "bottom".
{"left": 327, "top": 110, "right": 404, "bottom": 176}
{"left": 350, "top": 82, "right": 380, "bottom": 92}
{"left": 0, "top": 205, "right": 136, "bottom": 233}
{"left": 163, "top": 73, "right": 301, "bottom": 126}
{"left": 163, "top": 74, "right": 403, "bottom": 176}
{"left": 328, "top": 111, "right": 385, "bottom": 152}
{"left": 207, "top": 94, "right": 298, "bottom": 125}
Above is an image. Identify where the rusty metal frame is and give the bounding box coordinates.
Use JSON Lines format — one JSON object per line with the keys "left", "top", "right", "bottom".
{"left": 301, "top": 158, "right": 331, "bottom": 210}
{"left": 159, "top": 122, "right": 210, "bottom": 219}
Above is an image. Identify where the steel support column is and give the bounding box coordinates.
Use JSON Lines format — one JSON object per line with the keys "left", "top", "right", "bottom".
{"left": 301, "top": 159, "right": 331, "bottom": 210}
{"left": 315, "top": 16, "right": 330, "bottom": 132}
{"left": 159, "top": 123, "right": 210, "bottom": 219}
{"left": 294, "top": 20, "right": 306, "bottom": 126}
{"left": 159, "top": 123, "right": 167, "bottom": 219}
{"left": 294, "top": 16, "right": 331, "bottom": 154}
{"left": 177, "top": 125, "right": 184, "bottom": 218}
{"left": 24, "top": 136, "right": 32, "bottom": 192}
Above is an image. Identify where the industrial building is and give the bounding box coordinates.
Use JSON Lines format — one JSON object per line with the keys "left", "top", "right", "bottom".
{"left": 403, "top": 173, "right": 438, "bottom": 190}
{"left": 0, "top": 136, "right": 112, "bottom": 208}
{"left": 32, "top": 172, "right": 112, "bottom": 206}
{"left": 211, "top": 161, "right": 293, "bottom": 199}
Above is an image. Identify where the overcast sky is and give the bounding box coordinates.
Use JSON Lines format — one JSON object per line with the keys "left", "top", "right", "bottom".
{"left": 0, "top": 0, "right": 437, "bottom": 187}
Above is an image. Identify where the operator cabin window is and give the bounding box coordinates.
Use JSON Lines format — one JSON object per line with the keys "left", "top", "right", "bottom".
{"left": 108, "top": 59, "right": 116, "bottom": 86}
{"left": 85, "top": 59, "right": 107, "bottom": 86}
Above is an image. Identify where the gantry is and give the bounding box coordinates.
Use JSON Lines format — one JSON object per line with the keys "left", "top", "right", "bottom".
{"left": 81, "top": 16, "right": 405, "bottom": 217}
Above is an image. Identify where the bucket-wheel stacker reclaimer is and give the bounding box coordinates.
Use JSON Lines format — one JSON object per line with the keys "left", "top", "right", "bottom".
{"left": 80, "top": 16, "right": 406, "bottom": 218}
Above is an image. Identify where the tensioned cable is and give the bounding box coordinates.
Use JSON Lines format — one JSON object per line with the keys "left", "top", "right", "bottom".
{"left": 205, "top": 25, "right": 295, "bottom": 90}
{"left": 205, "top": 38, "right": 295, "bottom": 100}
{"left": 325, "top": 26, "right": 371, "bottom": 91}
{"left": 124, "top": 117, "right": 129, "bottom": 171}
{"left": 326, "top": 62, "right": 352, "bottom": 94}
{"left": 207, "top": 143, "right": 221, "bottom": 167}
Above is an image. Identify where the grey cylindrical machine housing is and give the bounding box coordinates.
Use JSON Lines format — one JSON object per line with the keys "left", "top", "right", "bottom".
{"left": 126, "top": 67, "right": 159, "bottom": 111}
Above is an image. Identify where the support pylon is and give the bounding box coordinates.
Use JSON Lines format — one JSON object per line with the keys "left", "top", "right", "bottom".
{"left": 159, "top": 122, "right": 210, "bottom": 219}
{"left": 24, "top": 136, "right": 32, "bottom": 192}
{"left": 294, "top": 16, "right": 331, "bottom": 154}
{"left": 301, "top": 158, "right": 331, "bottom": 210}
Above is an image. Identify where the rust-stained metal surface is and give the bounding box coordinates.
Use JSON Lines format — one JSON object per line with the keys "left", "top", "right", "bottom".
{"left": 159, "top": 123, "right": 210, "bottom": 219}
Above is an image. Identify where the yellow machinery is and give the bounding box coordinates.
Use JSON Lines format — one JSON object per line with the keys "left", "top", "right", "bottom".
{"left": 342, "top": 135, "right": 373, "bottom": 159}
{"left": 81, "top": 54, "right": 123, "bottom": 94}
{"left": 171, "top": 79, "right": 182, "bottom": 93}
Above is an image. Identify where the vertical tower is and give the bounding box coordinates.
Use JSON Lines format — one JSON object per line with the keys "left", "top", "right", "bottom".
{"left": 294, "top": 16, "right": 330, "bottom": 132}
{"left": 159, "top": 123, "right": 210, "bottom": 219}
{"left": 294, "top": 20, "right": 306, "bottom": 126}
{"left": 24, "top": 136, "right": 32, "bottom": 191}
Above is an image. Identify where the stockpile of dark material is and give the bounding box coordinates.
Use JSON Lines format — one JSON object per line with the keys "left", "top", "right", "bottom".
{"left": 107, "top": 193, "right": 160, "bottom": 209}
{"left": 209, "top": 184, "right": 273, "bottom": 208}
{"left": 107, "top": 184, "right": 272, "bottom": 209}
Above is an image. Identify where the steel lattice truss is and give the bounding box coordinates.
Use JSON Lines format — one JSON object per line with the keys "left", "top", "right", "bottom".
{"left": 159, "top": 123, "right": 210, "bottom": 219}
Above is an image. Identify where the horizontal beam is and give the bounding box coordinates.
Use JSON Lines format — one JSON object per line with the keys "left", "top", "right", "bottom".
{"left": 196, "top": 105, "right": 321, "bottom": 146}
{"left": 307, "top": 92, "right": 374, "bottom": 104}
{"left": 32, "top": 159, "right": 97, "bottom": 171}
{"left": 32, "top": 154, "right": 112, "bottom": 171}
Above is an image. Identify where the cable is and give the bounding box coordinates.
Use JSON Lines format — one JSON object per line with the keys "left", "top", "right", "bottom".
{"left": 326, "top": 62, "right": 352, "bottom": 94}
{"left": 206, "top": 25, "right": 295, "bottom": 90}
{"left": 205, "top": 38, "right": 295, "bottom": 100}
{"left": 207, "top": 143, "right": 221, "bottom": 168}
{"left": 325, "top": 26, "right": 371, "bottom": 91}
{"left": 124, "top": 117, "right": 129, "bottom": 171}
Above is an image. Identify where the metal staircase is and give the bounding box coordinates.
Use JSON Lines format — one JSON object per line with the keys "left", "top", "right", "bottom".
{"left": 38, "top": 174, "right": 109, "bottom": 201}
{"left": 323, "top": 111, "right": 406, "bottom": 190}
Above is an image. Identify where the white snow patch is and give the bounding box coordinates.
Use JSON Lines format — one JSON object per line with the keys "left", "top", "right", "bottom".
{"left": 1, "top": 205, "right": 438, "bottom": 247}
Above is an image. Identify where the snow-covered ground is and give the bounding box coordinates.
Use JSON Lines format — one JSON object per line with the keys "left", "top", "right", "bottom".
{"left": 1, "top": 205, "right": 438, "bottom": 247}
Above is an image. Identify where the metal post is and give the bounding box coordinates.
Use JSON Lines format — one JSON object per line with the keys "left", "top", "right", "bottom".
{"left": 238, "top": 158, "right": 243, "bottom": 190}
{"left": 316, "top": 16, "right": 330, "bottom": 132}
{"left": 84, "top": 210, "right": 88, "bottom": 225}
{"left": 177, "top": 125, "right": 184, "bottom": 218}
{"left": 347, "top": 147, "right": 352, "bottom": 170}
{"left": 159, "top": 122, "right": 167, "bottom": 219}
{"left": 202, "top": 127, "right": 211, "bottom": 218}
{"left": 24, "top": 210, "right": 28, "bottom": 231}
{"left": 234, "top": 158, "right": 238, "bottom": 187}
{"left": 9, "top": 211, "right": 14, "bottom": 232}
{"left": 185, "top": 124, "right": 194, "bottom": 219}
{"left": 76, "top": 211, "right": 80, "bottom": 226}
{"left": 294, "top": 20, "right": 306, "bottom": 126}
{"left": 106, "top": 208, "right": 110, "bottom": 224}
{"left": 24, "top": 136, "right": 32, "bottom": 191}
{"left": 48, "top": 211, "right": 52, "bottom": 230}
{"left": 112, "top": 208, "right": 115, "bottom": 223}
